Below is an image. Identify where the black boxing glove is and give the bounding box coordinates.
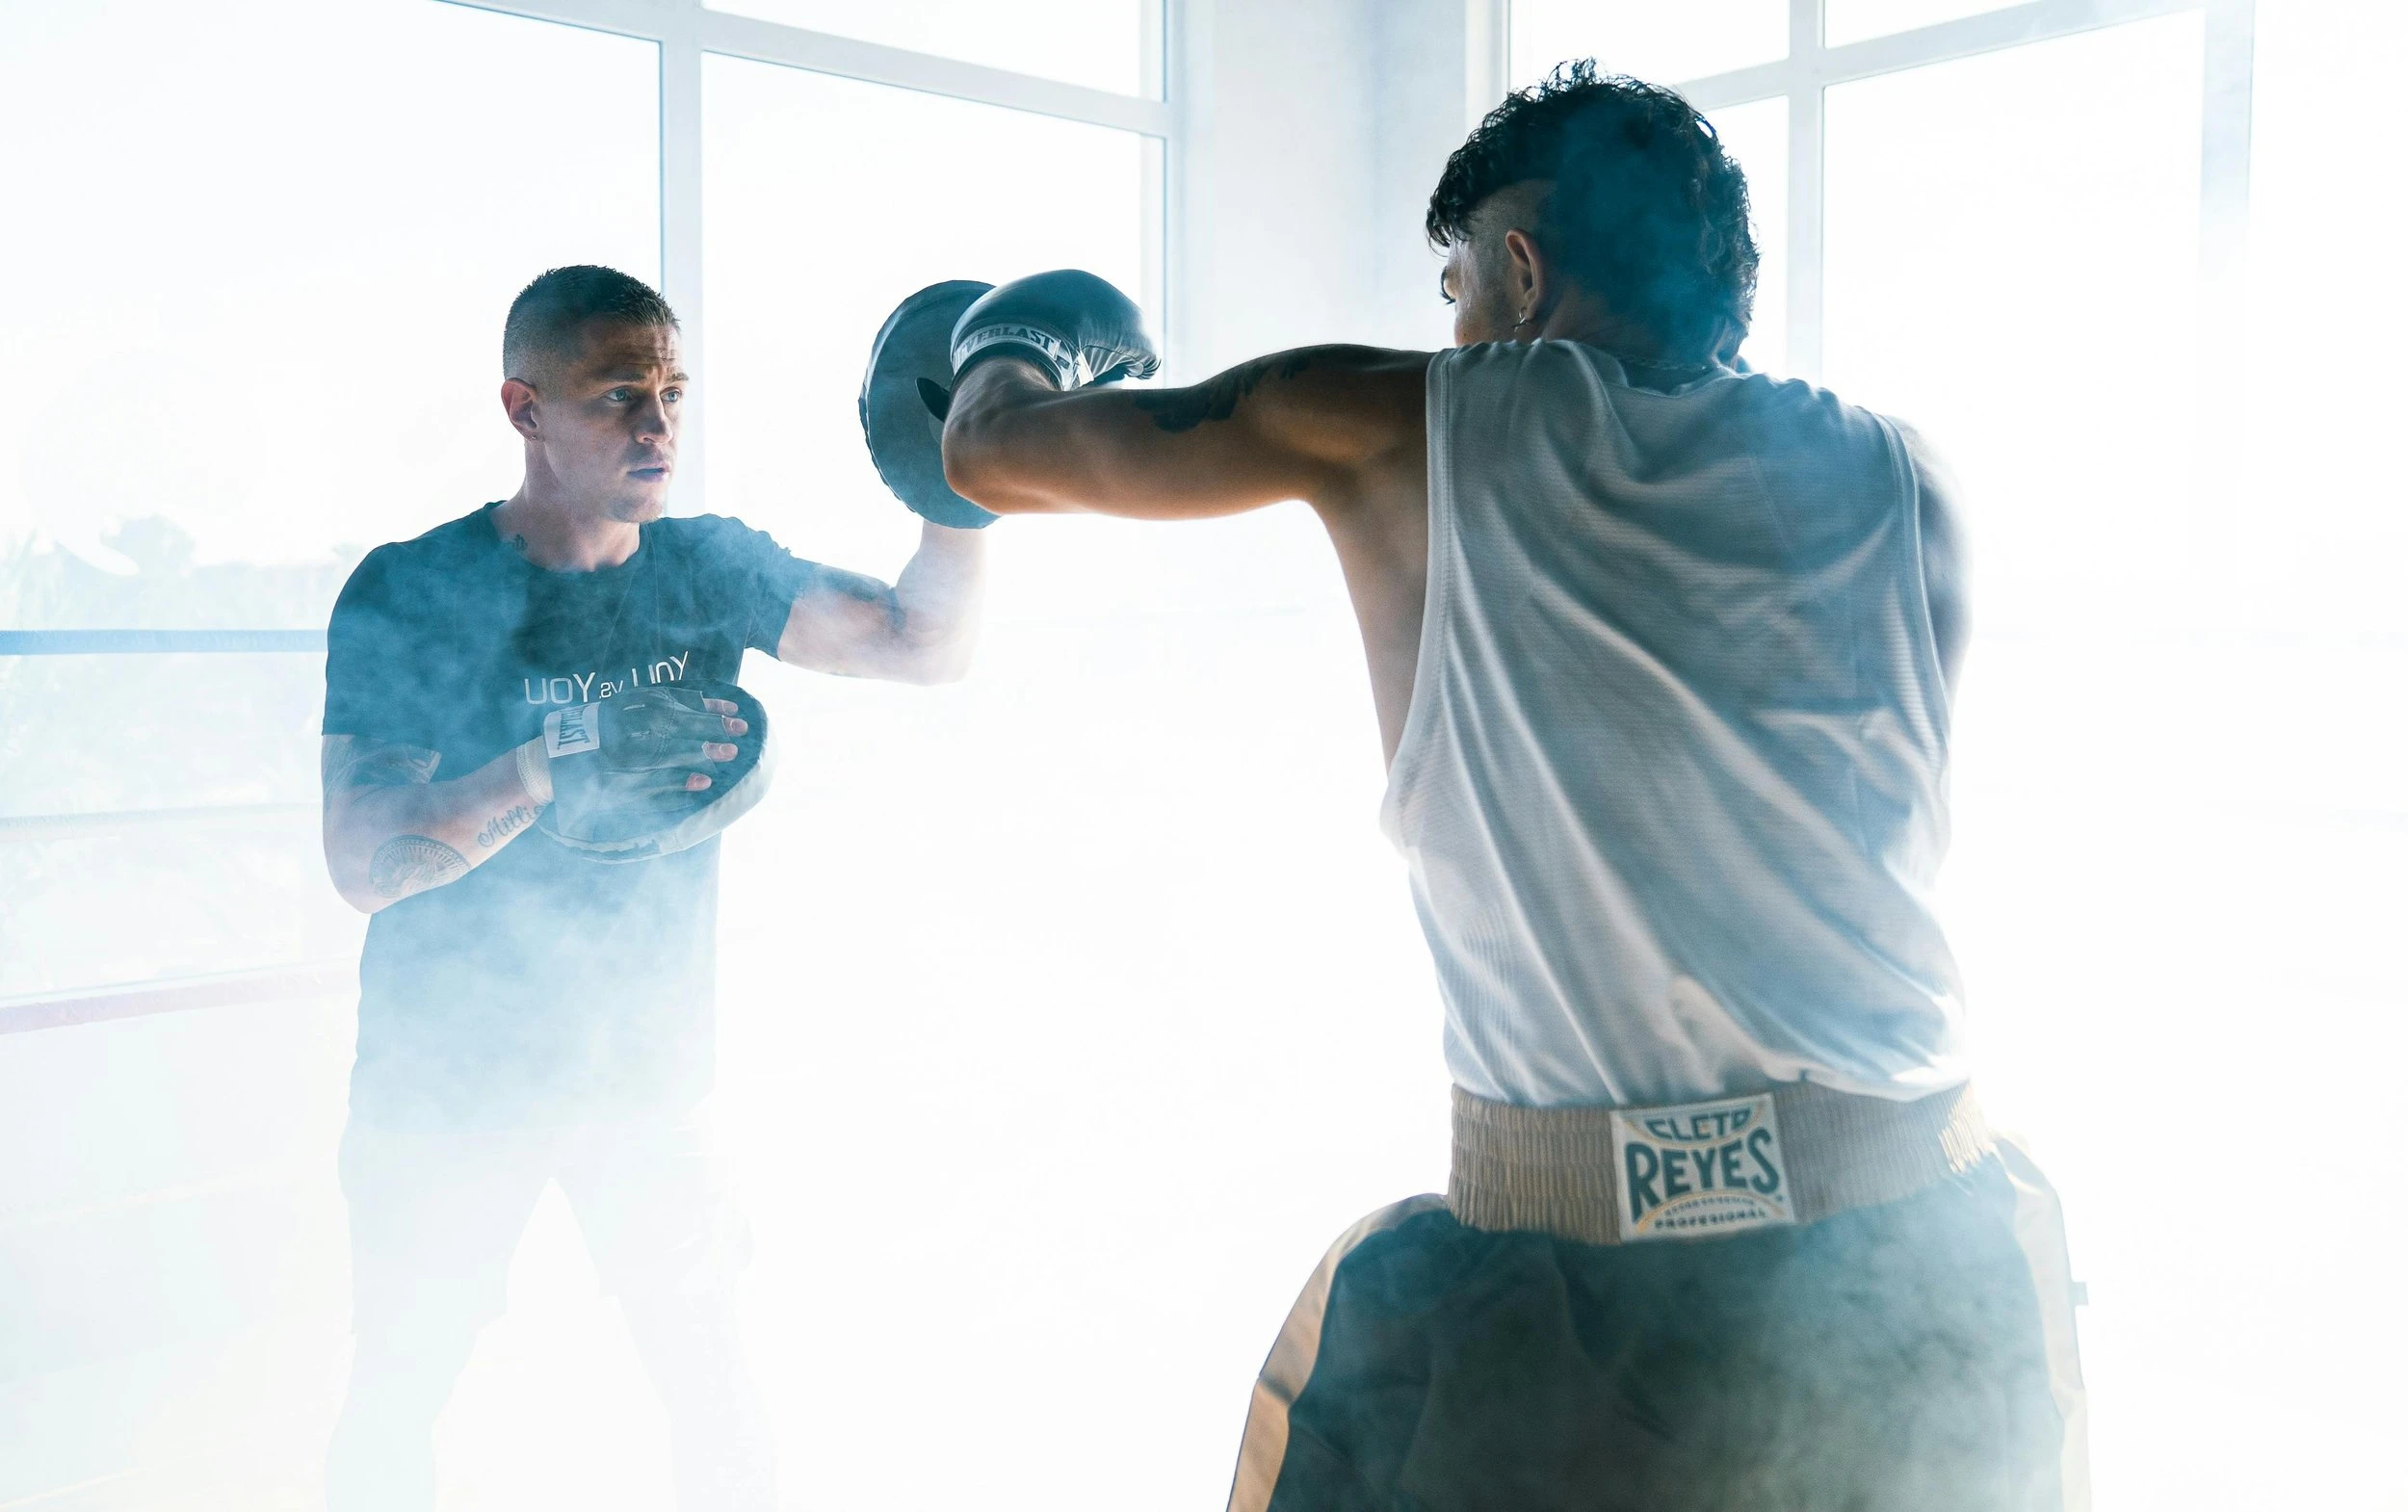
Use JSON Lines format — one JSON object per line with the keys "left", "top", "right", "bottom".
{"left": 949, "top": 270, "right": 1160, "bottom": 391}
{"left": 536, "top": 684, "right": 741, "bottom": 851}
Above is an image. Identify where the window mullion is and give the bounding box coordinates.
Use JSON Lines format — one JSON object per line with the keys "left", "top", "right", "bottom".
{"left": 660, "top": 2, "right": 706, "bottom": 515}
{"left": 1788, "top": 0, "right": 1826, "bottom": 379}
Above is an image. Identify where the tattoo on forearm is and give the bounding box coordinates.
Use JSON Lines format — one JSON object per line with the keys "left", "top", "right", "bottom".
{"left": 368, "top": 835, "right": 468, "bottom": 899}
{"left": 475, "top": 804, "right": 537, "bottom": 849}
{"left": 1134, "top": 352, "right": 1318, "bottom": 433}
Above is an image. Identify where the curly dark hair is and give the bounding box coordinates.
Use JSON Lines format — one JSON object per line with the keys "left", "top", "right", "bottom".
{"left": 503, "top": 264, "right": 681, "bottom": 382}
{"left": 1427, "top": 61, "right": 1758, "bottom": 361}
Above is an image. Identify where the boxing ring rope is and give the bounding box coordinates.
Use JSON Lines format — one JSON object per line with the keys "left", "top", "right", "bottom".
{"left": 0, "top": 802, "right": 317, "bottom": 844}
{"left": 0, "top": 630, "right": 327, "bottom": 656}
{"left": 0, "top": 959, "right": 355, "bottom": 1036}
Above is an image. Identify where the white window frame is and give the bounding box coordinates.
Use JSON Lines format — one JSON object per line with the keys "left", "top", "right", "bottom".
{"left": 1482, "top": 0, "right": 2255, "bottom": 381}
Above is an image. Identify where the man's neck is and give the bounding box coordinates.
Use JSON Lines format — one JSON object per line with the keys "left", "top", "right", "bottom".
{"left": 494, "top": 484, "right": 641, "bottom": 571}
{"left": 1535, "top": 301, "right": 1716, "bottom": 388}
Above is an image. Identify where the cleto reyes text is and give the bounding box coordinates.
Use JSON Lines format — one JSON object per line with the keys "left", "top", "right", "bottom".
{"left": 1623, "top": 1126, "right": 1784, "bottom": 1222}
{"left": 1609, "top": 1092, "right": 1795, "bottom": 1239}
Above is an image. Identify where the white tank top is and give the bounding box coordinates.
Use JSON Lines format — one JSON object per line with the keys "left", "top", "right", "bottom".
{"left": 1383, "top": 341, "right": 1968, "bottom": 1108}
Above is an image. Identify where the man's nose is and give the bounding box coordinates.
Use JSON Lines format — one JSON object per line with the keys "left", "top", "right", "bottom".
{"left": 633, "top": 392, "right": 674, "bottom": 441}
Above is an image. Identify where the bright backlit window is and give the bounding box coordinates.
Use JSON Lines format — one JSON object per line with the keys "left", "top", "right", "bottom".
{"left": 701, "top": 59, "right": 1151, "bottom": 587}
{"left": 1821, "top": 13, "right": 2206, "bottom": 630}
{"left": 1509, "top": 0, "right": 1788, "bottom": 89}
{"left": 706, "top": 0, "right": 1163, "bottom": 97}
{"left": 1706, "top": 95, "right": 1789, "bottom": 374}
{"left": 0, "top": 0, "right": 659, "bottom": 603}
{"left": 1825, "top": 0, "right": 2017, "bottom": 46}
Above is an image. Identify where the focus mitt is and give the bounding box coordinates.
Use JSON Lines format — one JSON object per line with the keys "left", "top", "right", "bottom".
{"left": 537, "top": 680, "right": 775, "bottom": 863}
{"left": 859, "top": 279, "right": 999, "bottom": 530}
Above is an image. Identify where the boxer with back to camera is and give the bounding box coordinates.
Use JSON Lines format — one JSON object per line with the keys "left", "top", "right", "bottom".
{"left": 318, "top": 265, "right": 985, "bottom": 1511}
{"left": 862, "top": 62, "right": 2086, "bottom": 1511}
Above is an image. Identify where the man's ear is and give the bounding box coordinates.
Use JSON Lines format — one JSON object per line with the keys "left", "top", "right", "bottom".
{"left": 1501, "top": 227, "right": 1549, "bottom": 332}
{"left": 501, "top": 378, "right": 541, "bottom": 440}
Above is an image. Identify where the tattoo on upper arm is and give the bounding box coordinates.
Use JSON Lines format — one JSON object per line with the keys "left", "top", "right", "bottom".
{"left": 322, "top": 737, "right": 440, "bottom": 799}
{"left": 368, "top": 835, "right": 469, "bottom": 900}
{"left": 1134, "top": 352, "right": 1318, "bottom": 433}
{"left": 814, "top": 565, "right": 904, "bottom": 633}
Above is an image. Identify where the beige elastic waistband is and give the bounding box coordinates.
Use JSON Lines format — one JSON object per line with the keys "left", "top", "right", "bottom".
{"left": 1448, "top": 1081, "right": 1995, "bottom": 1245}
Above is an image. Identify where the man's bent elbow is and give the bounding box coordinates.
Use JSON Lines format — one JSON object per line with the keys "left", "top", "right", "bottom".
{"left": 942, "top": 403, "right": 1056, "bottom": 515}
{"left": 897, "top": 631, "right": 977, "bottom": 686}
{"left": 323, "top": 826, "right": 400, "bottom": 916}
{"left": 327, "top": 859, "right": 390, "bottom": 916}
{"left": 940, "top": 422, "right": 1015, "bottom": 513}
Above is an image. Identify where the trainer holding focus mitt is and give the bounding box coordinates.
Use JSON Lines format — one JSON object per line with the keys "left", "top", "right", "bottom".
{"left": 319, "top": 265, "right": 983, "bottom": 1511}
{"left": 878, "top": 63, "right": 2086, "bottom": 1512}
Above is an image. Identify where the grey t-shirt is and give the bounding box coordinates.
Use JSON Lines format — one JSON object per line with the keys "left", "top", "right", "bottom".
{"left": 323, "top": 503, "right": 820, "bottom": 1129}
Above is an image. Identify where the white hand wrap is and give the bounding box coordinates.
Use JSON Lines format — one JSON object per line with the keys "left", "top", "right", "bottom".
{"left": 515, "top": 735, "right": 555, "bottom": 805}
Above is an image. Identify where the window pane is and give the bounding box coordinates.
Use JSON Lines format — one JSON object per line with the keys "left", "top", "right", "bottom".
{"left": 0, "top": 0, "right": 659, "bottom": 632}
{"left": 706, "top": 0, "right": 1162, "bottom": 97}
{"left": 703, "top": 58, "right": 1149, "bottom": 597}
{"left": 2243, "top": 0, "right": 2408, "bottom": 635}
{"left": 1510, "top": 0, "right": 1786, "bottom": 90}
{"left": 1826, "top": 0, "right": 2014, "bottom": 48}
{"left": 1823, "top": 14, "right": 2203, "bottom": 631}
{"left": 1708, "top": 96, "right": 1789, "bottom": 374}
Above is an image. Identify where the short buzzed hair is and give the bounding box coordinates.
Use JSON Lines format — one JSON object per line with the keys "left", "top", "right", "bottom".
{"left": 503, "top": 265, "right": 680, "bottom": 383}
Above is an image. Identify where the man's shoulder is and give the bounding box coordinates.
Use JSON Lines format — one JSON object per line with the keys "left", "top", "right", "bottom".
{"left": 349, "top": 505, "right": 497, "bottom": 575}
{"left": 651, "top": 510, "right": 764, "bottom": 549}
{"left": 1699, "top": 369, "right": 1911, "bottom": 470}
{"left": 332, "top": 505, "right": 505, "bottom": 623}
{"left": 649, "top": 511, "right": 812, "bottom": 576}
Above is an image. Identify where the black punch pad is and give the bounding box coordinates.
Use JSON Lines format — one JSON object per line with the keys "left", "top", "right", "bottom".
{"left": 859, "top": 279, "right": 999, "bottom": 530}
{"left": 541, "top": 679, "right": 777, "bottom": 864}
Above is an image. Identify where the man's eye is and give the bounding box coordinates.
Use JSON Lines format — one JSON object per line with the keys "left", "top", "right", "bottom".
{"left": 663, "top": 387, "right": 683, "bottom": 404}
{"left": 608, "top": 388, "right": 634, "bottom": 402}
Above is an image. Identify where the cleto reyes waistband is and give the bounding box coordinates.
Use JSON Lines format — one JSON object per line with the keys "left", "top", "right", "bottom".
{"left": 1448, "top": 1081, "right": 1994, "bottom": 1245}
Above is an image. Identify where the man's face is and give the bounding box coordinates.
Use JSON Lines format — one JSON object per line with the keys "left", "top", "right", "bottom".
{"left": 1438, "top": 204, "right": 1534, "bottom": 347}
{"left": 519, "top": 320, "right": 686, "bottom": 523}
{"left": 1435, "top": 184, "right": 1551, "bottom": 349}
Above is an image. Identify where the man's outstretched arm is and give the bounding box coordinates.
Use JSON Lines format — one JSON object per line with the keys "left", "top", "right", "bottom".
{"left": 942, "top": 345, "right": 1430, "bottom": 522}
{"left": 774, "top": 520, "right": 985, "bottom": 685}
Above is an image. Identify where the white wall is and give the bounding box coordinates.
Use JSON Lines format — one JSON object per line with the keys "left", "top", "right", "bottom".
{"left": 1175, "top": 0, "right": 1469, "bottom": 367}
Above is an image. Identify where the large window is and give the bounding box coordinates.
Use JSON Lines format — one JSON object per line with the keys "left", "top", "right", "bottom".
{"left": 2, "top": 3, "right": 1182, "bottom": 1506}
{"left": 1509, "top": 2, "right": 2403, "bottom": 1506}
{"left": 0, "top": 0, "right": 1172, "bottom": 1014}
